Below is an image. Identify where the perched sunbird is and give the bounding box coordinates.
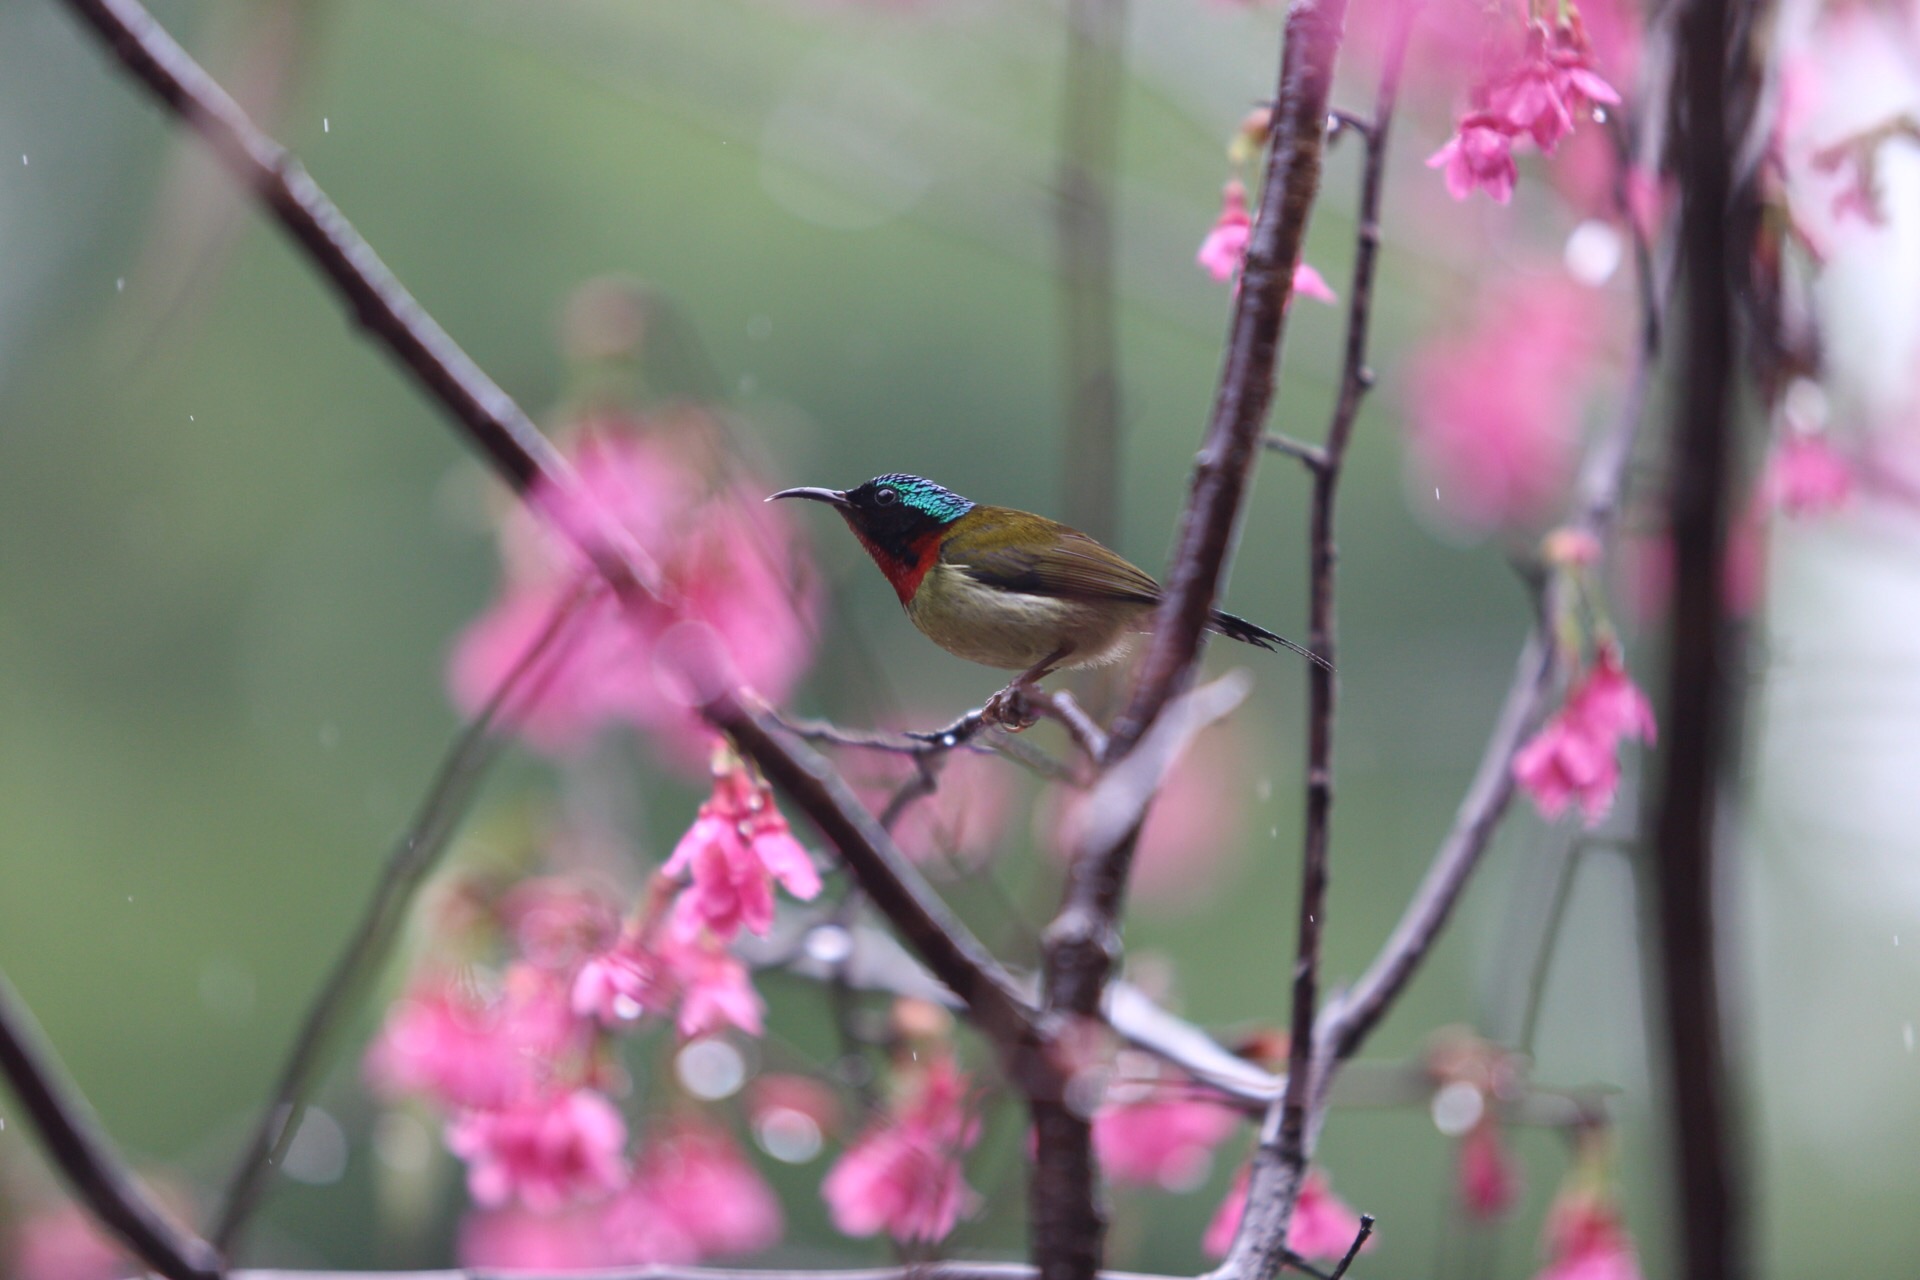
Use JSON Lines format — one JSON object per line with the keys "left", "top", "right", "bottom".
{"left": 769, "top": 473, "right": 1320, "bottom": 695}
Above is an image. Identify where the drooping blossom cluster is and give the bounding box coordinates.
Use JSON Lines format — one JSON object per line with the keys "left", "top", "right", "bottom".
{"left": 822, "top": 1046, "right": 981, "bottom": 1244}
{"left": 1203, "top": 1165, "right": 1370, "bottom": 1262}
{"left": 365, "top": 747, "right": 820, "bottom": 1262}
{"left": 449, "top": 418, "right": 819, "bottom": 768}
{"left": 1513, "top": 640, "right": 1657, "bottom": 826}
{"left": 1429, "top": 18, "right": 1622, "bottom": 204}
{"left": 1404, "top": 270, "right": 1617, "bottom": 533}
{"left": 1534, "top": 1174, "right": 1643, "bottom": 1280}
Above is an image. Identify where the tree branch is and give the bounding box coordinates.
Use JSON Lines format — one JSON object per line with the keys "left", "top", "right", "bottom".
{"left": 704, "top": 688, "right": 1038, "bottom": 1054}
{"left": 1649, "top": 0, "right": 1760, "bottom": 1266}
{"left": 0, "top": 974, "right": 222, "bottom": 1280}
{"left": 210, "top": 582, "right": 594, "bottom": 1254}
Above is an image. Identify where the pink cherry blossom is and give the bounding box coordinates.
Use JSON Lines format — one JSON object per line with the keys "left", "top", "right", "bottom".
{"left": 446, "top": 1087, "right": 629, "bottom": 1212}
{"left": 572, "top": 928, "right": 764, "bottom": 1038}
{"left": 1197, "top": 182, "right": 1251, "bottom": 281}
{"left": 458, "top": 1204, "right": 615, "bottom": 1270}
{"left": 1404, "top": 271, "right": 1615, "bottom": 533}
{"left": 666, "top": 753, "right": 822, "bottom": 940}
{"left": 619, "top": 1119, "right": 784, "bottom": 1258}
{"left": 367, "top": 965, "right": 584, "bottom": 1111}
{"left": 1764, "top": 434, "right": 1853, "bottom": 516}
{"left": 1513, "top": 644, "right": 1657, "bottom": 826}
{"left": 501, "top": 878, "right": 620, "bottom": 972}
{"left": 1195, "top": 180, "right": 1336, "bottom": 304}
{"left": 1293, "top": 263, "right": 1338, "bottom": 305}
{"left": 823, "top": 1054, "right": 979, "bottom": 1244}
{"left": 1537, "top": 1194, "right": 1643, "bottom": 1280}
{"left": 571, "top": 940, "right": 676, "bottom": 1027}
{"left": 1428, "top": 117, "right": 1520, "bottom": 204}
{"left": 1459, "top": 1122, "right": 1521, "bottom": 1220}
{"left": 449, "top": 425, "right": 819, "bottom": 766}
{"left": 1092, "top": 1093, "right": 1238, "bottom": 1190}
{"left": 1204, "top": 1167, "right": 1368, "bottom": 1261}
{"left": 11, "top": 1201, "right": 136, "bottom": 1280}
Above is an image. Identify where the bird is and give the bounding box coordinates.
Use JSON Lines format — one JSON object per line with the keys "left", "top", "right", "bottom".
{"left": 768, "top": 473, "right": 1324, "bottom": 700}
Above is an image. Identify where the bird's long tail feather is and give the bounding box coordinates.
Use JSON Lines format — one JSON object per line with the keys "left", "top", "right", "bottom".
{"left": 1207, "top": 609, "right": 1333, "bottom": 671}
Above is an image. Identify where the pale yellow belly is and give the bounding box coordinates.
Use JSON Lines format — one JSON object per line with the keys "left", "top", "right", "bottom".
{"left": 904, "top": 563, "right": 1146, "bottom": 670}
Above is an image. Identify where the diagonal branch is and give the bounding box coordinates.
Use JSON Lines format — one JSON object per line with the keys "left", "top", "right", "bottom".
{"left": 0, "top": 974, "right": 222, "bottom": 1280}
{"left": 210, "top": 582, "right": 595, "bottom": 1253}
{"left": 705, "top": 688, "right": 1038, "bottom": 1052}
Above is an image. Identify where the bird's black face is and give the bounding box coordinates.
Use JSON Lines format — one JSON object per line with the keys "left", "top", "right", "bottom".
{"left": 771, "top": 473, "right": 975, "bottom": 562}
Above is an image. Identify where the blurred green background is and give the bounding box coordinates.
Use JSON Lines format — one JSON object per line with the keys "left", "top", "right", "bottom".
{"left": 3, "top": 1, "right": 1917, "bottom": 1276}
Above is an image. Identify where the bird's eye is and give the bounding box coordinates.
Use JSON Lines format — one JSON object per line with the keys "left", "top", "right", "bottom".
{"left": 874, "top": 487, "right": 898, "bottom": 507}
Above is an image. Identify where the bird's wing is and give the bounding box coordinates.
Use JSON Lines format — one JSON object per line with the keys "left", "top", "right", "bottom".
{"left": 950, "top": 520, "right": 1163, "bottom": 604}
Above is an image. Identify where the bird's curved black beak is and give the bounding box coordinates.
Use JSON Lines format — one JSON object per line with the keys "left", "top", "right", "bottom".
{"left": 767, "top": 486, "right": 850, "bottom": 509}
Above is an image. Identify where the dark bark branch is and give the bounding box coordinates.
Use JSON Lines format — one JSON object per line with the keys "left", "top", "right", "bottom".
{"left": 211, "top": 583, "right": 594, "bottom": 1253}
{"left": 54, "top": 0, "right": 662, "bottom": 603}
{"left": 1032, "top": 0, "right": 1350, "bottom": 1267}
{"left": 0, "top": 974, "right": 222, "bottom": 1280}
{"left": 1649, "top": 0, "right": 1759, "bottom": 1267}
{"left": 1056, "top": 0, "right": 1129, "bottom": 544}
{"left": 705, "top": 689, "right": 1038, "bottom": 1052}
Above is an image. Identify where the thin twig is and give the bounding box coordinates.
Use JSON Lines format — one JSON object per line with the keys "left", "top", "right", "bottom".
{"left": 54, "top": 0, "right": 663, "bottom": 605}
{"left": 0, "top": 974, "right": 222, "bottom": 1280}
{"left": 1261, "top": 433, "right": 1329, "bottom": 471}
{"left": 1326, "top": 1216, "right": 1375, "bottom": 1280}
{"left": 211, "top": 581, "right": 594, "bottom": 1252}
{"left": 1218, "top": 14, "right": 1406, "bottom": 1279}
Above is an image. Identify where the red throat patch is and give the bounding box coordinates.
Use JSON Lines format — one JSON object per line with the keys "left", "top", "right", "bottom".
{"left": 850, "top": 526, "right": 943, "bottom": 605}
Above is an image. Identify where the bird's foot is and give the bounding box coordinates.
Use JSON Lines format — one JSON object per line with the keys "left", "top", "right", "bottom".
{"left": 982, "top": 682, "right": 1042, "bottom": 732}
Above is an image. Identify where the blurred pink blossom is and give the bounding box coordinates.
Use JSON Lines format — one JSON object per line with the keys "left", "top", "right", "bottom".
{"left": 1196, "top": 180, "right": 1337, "bottom": 304}
{"left": 888, "top": 745, "right": 1015, "bottom": 868}
{"left": 1404, "top": 271, "right": 1614, "bottom": 533}
{"left": 1459, "top": 1121, "right": 1521, "bottom": 1220}
{"left": 666, "top": 752, "right": 821, "bottom": 940}
{"left": 449, "top": 426, "right": 818, "bottom": 765}
{"left": 446, "top": 1087, "right": 629, "bottom": 1212}
{"left": 367, "top": 965, "right": 584, "bottom": 1111}
{"left": 1197, "top": 181, "right": 1252, "bottom": 281}
{"left": 1203, "top": 1167, "right": 1368, "bottom": 1261}
{"left": 1092, "top": 1092, "right": 1238, "bottom": 1190}
{"left": 1513, "top": 643, "right": 1656, "bottom": 826}
{"left": 823, "top": 1054, "right": 979, "bottom": 1244}
{"left": 1763, "top": 434, "right": 1854, "bottom": 516}
{"left": 459, "top": 1204, "right": 614, "bottom": 1270}
{"left": 673, "top": 936, "right": 767, "bottom": 1038}
{"left": 11, "top": 1201, "right": 135, "bottom": 1280}
{"left": 1045, "top": 726, "right": 1250, "bottom": 911}
{"left": 616, "top": 1119, "right": 784, "bottom": 1259}
{"left": 571, "top": 928, "right": 764, "bottom": 1038}
{"left": 501, "top": 878, "right": 620, "bottom": 973}
{"left": 1537, "top": 1193, "right": 1643, "bottom": 1280}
